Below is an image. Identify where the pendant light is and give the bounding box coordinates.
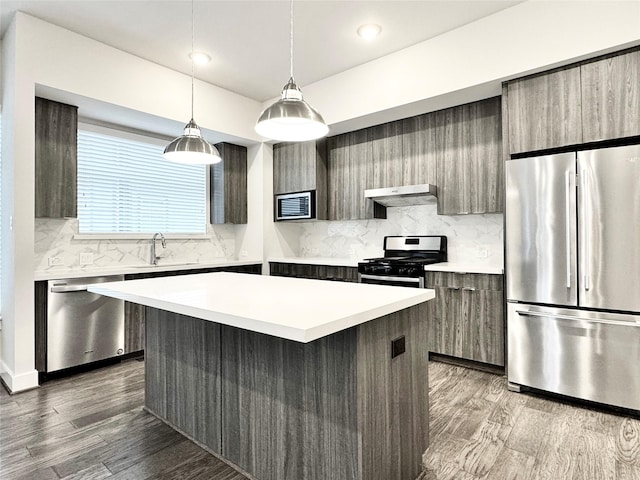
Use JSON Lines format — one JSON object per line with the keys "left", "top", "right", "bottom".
{"left": 163, "top": 0, "right": 221, "bottom": 164}
{"left": 255, "top": 0, "right": 328, "bottom": 142}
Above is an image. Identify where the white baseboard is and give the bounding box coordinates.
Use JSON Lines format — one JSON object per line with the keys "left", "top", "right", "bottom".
{"left": 0, "top": 360, "right": 39, "bottom": 393}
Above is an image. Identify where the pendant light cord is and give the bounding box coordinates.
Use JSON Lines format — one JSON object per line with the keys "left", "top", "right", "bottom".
{"left": 289, "top": 0, "right": 294, "bottom": 80}
{"left": 191, "top": 0, "right": 195, "bottom": 120}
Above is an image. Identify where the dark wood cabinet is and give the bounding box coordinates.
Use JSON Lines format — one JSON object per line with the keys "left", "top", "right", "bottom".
{"left": 581, "top": 49, "right": 640, "bottom": 142}
{"left": 269, "top": 262, "right": 358, "bottom": 283}
{"left": 273, "top": 139, "right": 328, "bottom": 220}
{"left": 211, "top": 142, "right": 247, "bottom": 224}
{"left": 35, "top": 97, "right": 78, "bottom": 218}
{"left": 506, "top": 66, "right": 583, "bottom": 154}
{"left": 436, "top": 97, "right": 503, "bottom": 215}
{"left": 401, "top": 113, "right": 438, "bottom": 186}
{"left": 425, "top": 271, "right": 504, "bottom": 367}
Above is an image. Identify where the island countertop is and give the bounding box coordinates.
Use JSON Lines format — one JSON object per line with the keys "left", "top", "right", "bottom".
{"left": 88, "top": 271, "right": 435, "bottom": 343}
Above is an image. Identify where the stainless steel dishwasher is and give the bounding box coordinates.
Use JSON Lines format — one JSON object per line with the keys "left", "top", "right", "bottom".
{"left": 47, "top": 275, "right": 125, "bottom": 372}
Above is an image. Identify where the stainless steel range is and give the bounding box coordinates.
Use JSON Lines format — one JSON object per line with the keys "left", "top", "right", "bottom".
{"left": 358, "top": 236, "right": 447, "bottom": 288}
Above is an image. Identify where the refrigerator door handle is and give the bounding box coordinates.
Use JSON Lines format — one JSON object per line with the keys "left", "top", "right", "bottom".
{"left": 515, "top": 309, "right": 638, "bottom": 328}
{"left": 581, "top": 170, "right": 591, "bottom": 291}
{"left": 565, "top": 171, "right": 572, "bottom": 289}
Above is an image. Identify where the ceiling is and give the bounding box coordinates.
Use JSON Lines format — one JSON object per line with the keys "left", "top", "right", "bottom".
{"left": 0, "top": 1, "right": 523, "bottom": 103}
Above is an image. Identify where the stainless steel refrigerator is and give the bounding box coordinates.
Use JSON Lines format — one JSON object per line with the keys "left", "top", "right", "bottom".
{"left": 505, "top": 143, "right": 640, "bottom": 411}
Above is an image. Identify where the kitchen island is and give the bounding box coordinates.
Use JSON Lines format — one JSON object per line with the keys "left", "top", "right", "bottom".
{"left": 89, "top": 272, "right": 434, "bottom": 480}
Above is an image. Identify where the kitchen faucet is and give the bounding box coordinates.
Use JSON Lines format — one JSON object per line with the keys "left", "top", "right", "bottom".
{"left": 150, "top": 232, "right": 166, "bottom": 265}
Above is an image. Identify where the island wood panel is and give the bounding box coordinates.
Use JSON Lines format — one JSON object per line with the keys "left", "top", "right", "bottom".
{"left": 221, "top": 326, "right": 360, "bottom": 480}
{"left": 401, "top": 112, "right": 438, "bottom": 186}
{"left": 506, "top": 66, "right": 583, "bottom": 154}
{"left": 581, "top": 49, "right": 640, "bottom": 142}
{"left": 426, "top": 272, "right": 504, "bottom": 367}
{"left": 357, "top": 303, "right": 430, "bottom": 480}
{"left": 211, "top": 142, "right": 247, "bottom": 224}
{"left": 145, "top": 307, "right": 223, "bottom": 454}
{"left": 35, "top": 97, "right": 78, "bottom": 218}
{"left": 268, "top": 262, "right": 358, "bottom": 282}
{"left": 145, "top": 302, "right": 430, "bottom": 480}
{"left": 436, "top": 97, "right": 503, "bottom": 215}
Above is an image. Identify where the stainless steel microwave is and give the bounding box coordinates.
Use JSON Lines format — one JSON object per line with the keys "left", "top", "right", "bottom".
{"left": 275, "top": 190, "right": 316, "bottom": 221}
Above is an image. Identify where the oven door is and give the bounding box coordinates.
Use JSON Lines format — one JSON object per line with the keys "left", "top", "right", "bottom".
{"left": 358, "top": 273, "right": 424, "bottom": 288}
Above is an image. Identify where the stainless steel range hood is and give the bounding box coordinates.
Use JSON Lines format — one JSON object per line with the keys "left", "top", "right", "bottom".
{"left": 364, "top": 184, "right": 437, "bottom": 207}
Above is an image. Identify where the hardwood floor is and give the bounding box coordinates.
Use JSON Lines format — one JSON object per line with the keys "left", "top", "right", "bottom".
{"left": 1, "top": 358, "right": 639, "bottom": 480}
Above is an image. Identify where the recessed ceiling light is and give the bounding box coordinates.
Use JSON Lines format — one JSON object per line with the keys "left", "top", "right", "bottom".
{"left": 357, "top": 24, "right": 382, "bottom": 41}
{"left": 189, "top": 51, "right": 211, "bottom": 65}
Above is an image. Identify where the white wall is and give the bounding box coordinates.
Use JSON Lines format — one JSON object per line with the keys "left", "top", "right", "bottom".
{"left": 290, "top": 0, "right": 640, "bottom": 135}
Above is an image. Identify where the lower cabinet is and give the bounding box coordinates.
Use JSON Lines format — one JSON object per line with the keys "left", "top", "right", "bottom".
{"left": 124, "top": 264, "right": 262, "bottom": 354}
{"left": 425, "top": 272, "right": 504, "bottom": 367}
{"left": 269, "top": 262, "right": 358, "bottom": 282}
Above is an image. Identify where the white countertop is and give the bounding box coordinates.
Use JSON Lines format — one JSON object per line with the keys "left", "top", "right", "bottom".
{"left": 424, "top": 262, "right": 504, "bottom": 275}
{"left": 34, "top": 259, "right": 263, "bottom": 281}
{"left": 268, "top": 257, "right": 359, "bottom": 267}
{"left": 88, "top": 272, "right": 435, "bottom": 343}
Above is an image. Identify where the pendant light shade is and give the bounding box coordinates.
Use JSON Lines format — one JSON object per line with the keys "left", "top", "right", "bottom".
{"left": 163, "top": 119, "right": 221, "bottom": 164}
{"left": 256, "top": 78, "right": 329, "bottom": 142}
{"left": 255, "top": 0, "right": 328, "bottom": 142}
{"left": 163, "top": 0, "right": 220, "bottom": 165}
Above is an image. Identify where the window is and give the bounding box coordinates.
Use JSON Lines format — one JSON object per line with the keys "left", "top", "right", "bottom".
{"left": 77, "top": 126, "right": 207, "bottom": 235}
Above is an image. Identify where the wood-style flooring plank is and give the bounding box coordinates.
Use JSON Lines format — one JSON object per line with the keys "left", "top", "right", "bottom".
{"left": 3, "top": 357, "right": 640, "bottom": 480}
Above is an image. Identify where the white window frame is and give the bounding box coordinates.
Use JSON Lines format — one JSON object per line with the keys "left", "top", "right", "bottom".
{"left": 74, "top": 121, "right": 210, "bottom": 240}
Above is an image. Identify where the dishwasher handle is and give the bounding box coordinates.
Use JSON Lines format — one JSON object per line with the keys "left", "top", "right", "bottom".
{"left": 50, "top": 284, "right": 89, "bottom": 293}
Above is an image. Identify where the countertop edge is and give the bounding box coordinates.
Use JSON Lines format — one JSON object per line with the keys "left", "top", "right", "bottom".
{"left": 424, "top": 263, "right": 504, "bottom": 275}
{"left": 268, "top": 257, "right": 359, "bottom": 268}
{"left": 34, "top": 259, "right": 264, "bottom": 281}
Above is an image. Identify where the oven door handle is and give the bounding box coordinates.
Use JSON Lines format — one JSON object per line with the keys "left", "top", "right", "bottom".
{"left": 359, "top": 274, "right": 424, "bottom": 285}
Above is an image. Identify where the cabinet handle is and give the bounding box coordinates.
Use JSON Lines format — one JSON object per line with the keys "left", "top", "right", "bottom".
{"left": 449, "top": 287, "right": 461, "bottom": 291}
{"left": 462, "top": 287, "right": 476, "bottom": 292}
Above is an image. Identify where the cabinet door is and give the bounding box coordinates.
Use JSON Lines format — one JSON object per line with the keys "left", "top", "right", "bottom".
{"left": 461, "top": 288, "right": 504, "bottom": 366}
{"left": 35, "top": 97, "right": 78, "bottom": 218}
{"left": 401, "top": 113, "right": 437, "bottom": 186}
{"left": 211, "top": 142, "right": 247, "bottom": 224}
{"left": 436, "top": 97, "right": 503, "bottom": 215}
{"left": 426, "top": 273, "right": 504, "bottom": 367}
{"left": 581, "top": 49, "right": 640, "bottom": 142}
{"left": 371, "top": 121, "right": 403, "bottom": 189}
{"left": 427, "top": 286, "right": 463, "bottom": 357}
{"left": 507, "top": 67, "right": 582, "bottom": 154}
{"left": 124, "top": 301, "right": 145, "bottom": 353}
{"left": 273, "top": 141, "right": 318, "bottom": 194}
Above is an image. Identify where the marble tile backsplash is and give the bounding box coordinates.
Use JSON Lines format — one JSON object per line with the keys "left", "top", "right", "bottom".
{"left": 35, "top": 218, "right": 237, "bottom": 272}
{"left": 297, "top": 204, "right": 503, "bottom": 265}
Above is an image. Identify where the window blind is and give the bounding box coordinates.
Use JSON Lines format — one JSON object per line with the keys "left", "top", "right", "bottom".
{"left": 77, "top": 129, "right": 207, "bottom": 234}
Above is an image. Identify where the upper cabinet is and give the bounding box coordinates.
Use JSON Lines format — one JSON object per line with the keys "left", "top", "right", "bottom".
{"left": 581, "top": 49, "right": 640, "bottom": 143}
{"left": 506, "top": 47, "right": 640, "bottom": 155}
{"left": 401, "top": 113, "right": 438, "bottom": 187}
{"left": 273, "top": 139, "right": 328, "bottom": 220}
{"left": 436, "top": 97, "right": 503, "bottom": 215}
{"left": 35, "top": 97, "right": 78, "bottom": 218}
{"left": 506, "top": 66, "right": 583, "bottom": 154}
{"left": 211, "top": 142, "right": 247, "bottom": 224}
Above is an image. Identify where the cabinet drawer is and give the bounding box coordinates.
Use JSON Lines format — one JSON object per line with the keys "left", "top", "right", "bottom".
{"left": 425, "top": 271, "right": 503, "bottom": 290}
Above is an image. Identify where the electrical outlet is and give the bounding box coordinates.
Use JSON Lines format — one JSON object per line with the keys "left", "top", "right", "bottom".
{"left": 476, "top": 247, "right": 489, "bottom": 259}
{"left": 48, "top": 257, "right": 63, "bottom": 267}
{"left": 240, "top": 250, "right": 249, "bottom": 258}
{"left": 79, "top": 253, "right": 94, "bottom": 265}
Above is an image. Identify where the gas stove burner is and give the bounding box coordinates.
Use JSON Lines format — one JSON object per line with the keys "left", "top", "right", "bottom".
{"left": 357, "top": 235, "right": 447, "bottom": 282}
